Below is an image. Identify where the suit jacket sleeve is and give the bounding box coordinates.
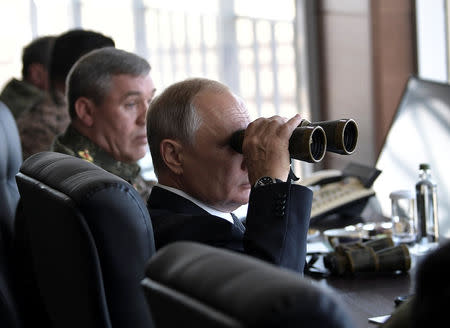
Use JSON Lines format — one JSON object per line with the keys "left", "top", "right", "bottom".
{"left": 244, "top": 181, "right": 312, "bottom": 272}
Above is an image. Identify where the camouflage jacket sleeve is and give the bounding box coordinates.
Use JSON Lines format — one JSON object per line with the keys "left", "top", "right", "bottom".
{"left": 17, "top": 96, "right": 69, "bottom": 160}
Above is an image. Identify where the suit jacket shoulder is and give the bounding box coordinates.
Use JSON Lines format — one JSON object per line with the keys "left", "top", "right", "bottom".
{"left": 147, "top": 187, "right": 244, "bottom": 251}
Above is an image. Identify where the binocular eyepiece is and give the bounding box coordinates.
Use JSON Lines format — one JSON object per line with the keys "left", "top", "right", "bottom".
{"left": 229, "top": 118, "right": 358, "bottom": 163}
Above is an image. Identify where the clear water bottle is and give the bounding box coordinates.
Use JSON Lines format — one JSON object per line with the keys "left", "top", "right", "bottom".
{"left": 415, "top": 163, "right": 439, "bottom": 243}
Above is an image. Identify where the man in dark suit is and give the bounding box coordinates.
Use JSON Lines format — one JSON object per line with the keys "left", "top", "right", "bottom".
{"left": 146, "top": 78, "right": 312, "bottom": 273}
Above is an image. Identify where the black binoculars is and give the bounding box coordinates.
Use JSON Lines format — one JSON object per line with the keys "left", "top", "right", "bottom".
{"left": 324, "top": 237, "right": 411, "bottom": 275}
{"left": 229, "top": 119, "right": 358, "bottom": 163}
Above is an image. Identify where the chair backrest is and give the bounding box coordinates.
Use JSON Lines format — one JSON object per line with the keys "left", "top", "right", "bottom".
{"left": 0, "top": 101, "right": 22, "bottom": 328}
{"left": 14, "top": 151, "right": 155, "bottom": 328}
{"left": 142, "top": 241, "right": 356, "bottom": 328}
{"left": 0, "top": 100, "right": 21, "bottom": 247}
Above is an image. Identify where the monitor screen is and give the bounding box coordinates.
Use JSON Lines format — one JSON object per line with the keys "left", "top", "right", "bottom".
{"left": 373, "top": 76, "right": 450, "bottom": 241}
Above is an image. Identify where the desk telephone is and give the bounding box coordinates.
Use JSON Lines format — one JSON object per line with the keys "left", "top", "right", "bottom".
{"left": 300, "top": 163, "right": 381, "bottom": 221}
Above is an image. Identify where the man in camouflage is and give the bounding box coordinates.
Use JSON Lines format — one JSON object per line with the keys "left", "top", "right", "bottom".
{"left": 17, "top": 29, "right": 115, "bottom": 160}
{"left": 0, "top": 35, "right": 55, "bottom": 120}
{"left": 17, "top": 92, "right": 69, "bottom": 160}
{"left": 52, "top": 47, "right": 156, "bottom": 201}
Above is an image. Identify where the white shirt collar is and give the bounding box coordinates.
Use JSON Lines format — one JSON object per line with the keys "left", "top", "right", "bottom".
{"left": 155, "top": 183, "right": 234, "bottom": 224}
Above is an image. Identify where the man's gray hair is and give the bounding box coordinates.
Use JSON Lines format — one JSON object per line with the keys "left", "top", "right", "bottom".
{"left": 66, "top": 47, "right": 151, "bottom": 119}
{"left": 146, "top": 77, "right": 230, "bottom": 177}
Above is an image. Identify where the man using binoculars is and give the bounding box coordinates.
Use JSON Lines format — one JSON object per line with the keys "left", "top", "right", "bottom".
{"left": 146, "top": 77, "right": 313, "bottom": 273}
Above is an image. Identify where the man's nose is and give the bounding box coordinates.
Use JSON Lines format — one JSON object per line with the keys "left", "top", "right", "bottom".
{"left": 137, "top": 104, "right": 147, "bottom": 125}
{"left": 240, "top": 156, "right": 248, "bottom": 172}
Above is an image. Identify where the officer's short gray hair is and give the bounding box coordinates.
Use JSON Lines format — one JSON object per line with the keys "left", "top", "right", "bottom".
{"left": 67, "top": 47, "right": 151, "bottom": 120}
{"left": 146, "top": 78, "right": 230, "bottom": 178}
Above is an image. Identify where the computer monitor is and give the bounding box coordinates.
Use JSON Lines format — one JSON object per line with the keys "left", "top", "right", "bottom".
{"left": 373, "top": 76, "right": 450, "bottom": 241}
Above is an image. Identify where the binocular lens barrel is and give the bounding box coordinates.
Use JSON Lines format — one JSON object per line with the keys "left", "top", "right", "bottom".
{"left": 302, "top": 119, "right": 358, "bottom": 155}
{"left": 311, "top": 128, "right": 327, "bottom": 161}
{"left": 229, "top": 118, "right": 358, "bottom": 163}
{"left": 342, "top": 119, "right": 358, "bottom": 154}
{"left": 229, "top": 126, "right": 327, "bottom": 163}
{"left": 289, "top": 126, "right": 326, "bottom": 163}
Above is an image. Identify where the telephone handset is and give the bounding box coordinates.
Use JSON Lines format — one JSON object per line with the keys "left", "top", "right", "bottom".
{"left": 300, "top": 163, "right": 381, "bottom": 220}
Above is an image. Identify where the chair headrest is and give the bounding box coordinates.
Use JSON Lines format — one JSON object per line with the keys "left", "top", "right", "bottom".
{"left": 144, "top": 242, "right": 355, "bottom": 328}
{"left": 19, "top": 151, "right": 133, "bottom": 201}
{"left": 17, "top": 151, "right": 154, "bottom": 258}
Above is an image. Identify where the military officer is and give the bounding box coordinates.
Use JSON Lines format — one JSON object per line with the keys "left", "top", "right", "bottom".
{"left": 17, "top": 29, "right": 115, "bottom": 160}
{"left": 52, "top": 47, "right": 156, "bottom": 200}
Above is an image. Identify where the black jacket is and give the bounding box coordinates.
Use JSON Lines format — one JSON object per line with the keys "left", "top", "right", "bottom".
{"left": 147, "top": 182, "right": 312, "bottom": 273}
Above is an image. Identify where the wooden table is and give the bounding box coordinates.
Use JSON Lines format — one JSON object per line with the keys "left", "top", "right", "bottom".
{"left": 306, "top": 245, "right": 422, "bottom": 327}
{"left": 317, "top": 272, "right": 412, "bottom": 327}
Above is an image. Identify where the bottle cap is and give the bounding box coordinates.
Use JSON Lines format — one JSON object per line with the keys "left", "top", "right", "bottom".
{"left": 419, "top": 163, "right": 430, "bottom": 170}
{"left": 389, "top": 190, "right": 414, "bottom": 200}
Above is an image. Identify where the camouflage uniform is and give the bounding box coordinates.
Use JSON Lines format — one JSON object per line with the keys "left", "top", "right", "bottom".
{"left": 17, "top": 92, "right": 70, "bottom": 160}
{"left": 0, "top": 78, "right": 46, "bottom": 120}
{"left": 52, "top": 124, "right": 155, "bottom": 201}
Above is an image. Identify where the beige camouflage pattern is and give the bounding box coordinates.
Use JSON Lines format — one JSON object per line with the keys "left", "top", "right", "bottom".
{"left": 52, "top": 124, "right": 155, "bottom": 201}
{"left": 0, "top": 78, "right": 46, "bottom": 120}
{"left": 17, "top": 92, "right": 70, "bottom": 160}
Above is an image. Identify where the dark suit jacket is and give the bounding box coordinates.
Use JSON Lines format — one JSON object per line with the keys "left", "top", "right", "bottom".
{"left": 147, "top": 182, "right": 313, "bottom": 273}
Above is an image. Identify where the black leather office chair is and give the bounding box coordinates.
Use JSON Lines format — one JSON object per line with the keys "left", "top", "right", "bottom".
{"left": 13, "top": 152, "right": 354, "bottom": 328}
{"left": 0, "top": 101, "right": 22, "bottom": 328}
{"left": 142, "top": 241, "right": 356, "bottom": 328}
{"left": 14, "top": 151, "right": 155, "bottom": 328}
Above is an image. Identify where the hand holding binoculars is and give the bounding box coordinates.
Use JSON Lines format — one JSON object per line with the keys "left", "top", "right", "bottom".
{"left": 229, "top": 118, "right": 358, "bottom": 163}
{"left": 324, "top": 237, "right": 411, "bottom": 276}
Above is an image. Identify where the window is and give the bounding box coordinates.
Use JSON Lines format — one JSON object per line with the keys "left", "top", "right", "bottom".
{"left": 415, "top": 0, "right": 448, "bottom": 82}
{"left": 0, "top": 0, "right": 311, "bottom": 181}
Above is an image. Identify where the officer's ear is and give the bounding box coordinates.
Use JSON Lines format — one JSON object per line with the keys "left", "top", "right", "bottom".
{"left": 160, "top": 139, "right": 184, "bottom": 175}
{"left": 74, "top": 97, "right": 95, "bottom": 127}
{"left": 26, "top": 63, "right": 48, "bottom": 90}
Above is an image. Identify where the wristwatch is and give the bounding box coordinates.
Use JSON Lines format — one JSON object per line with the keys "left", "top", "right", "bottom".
{"left": 254, "top": 176, "right": 283, "bottom": 188}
